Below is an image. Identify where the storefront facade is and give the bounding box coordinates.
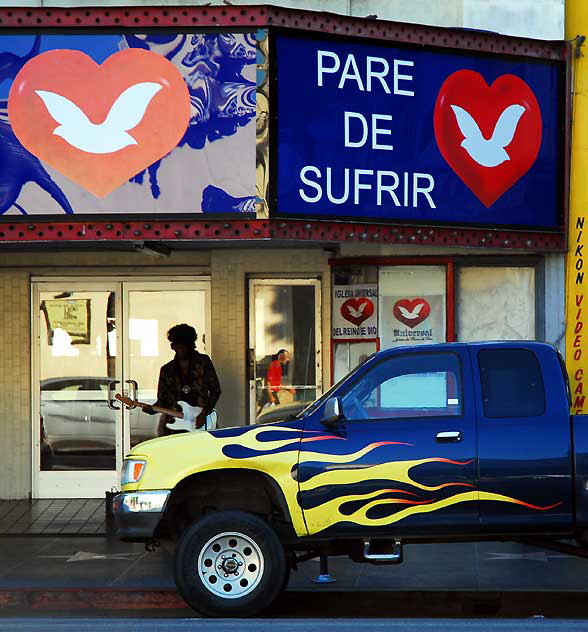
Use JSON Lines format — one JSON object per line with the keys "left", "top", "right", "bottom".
{"left": 0, "top": 5, "right": 569, "bottom": 499}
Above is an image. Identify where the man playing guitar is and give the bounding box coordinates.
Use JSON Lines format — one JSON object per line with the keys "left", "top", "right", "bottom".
{"left": 143, "top": 323, "right": 221, "bottom": 436}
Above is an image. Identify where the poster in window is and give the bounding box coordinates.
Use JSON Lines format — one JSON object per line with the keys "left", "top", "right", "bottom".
{"left": 41, "top": 299, "right": 91, "bottom": 344}
{"left": 380, "top": 295, "right": 445, "bottom": 348}
{"left": 332, "top": 284, "right": 378, "bottom": 339}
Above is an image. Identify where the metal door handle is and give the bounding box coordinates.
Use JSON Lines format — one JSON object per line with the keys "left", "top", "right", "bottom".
{"left": 436, "top": 431, "right": 461, "bottom": 442}
{"left": 125, "top": 379, "right": 138, "bottom": 403}
{"left": 107, "top": 380, "right": 120, "bottom": 410}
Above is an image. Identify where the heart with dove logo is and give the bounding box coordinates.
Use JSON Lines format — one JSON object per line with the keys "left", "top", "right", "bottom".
{"left": 8, "top": 48, "right": 190, "bottom": 198}
{"left": 433, "top": 70, "right": 542, "bottom": 208}
{"left": 393, "top": 298, "right": 430, "bottom": 328}
{"left": 341, "top": 297, "right": 374, "bottom": 326}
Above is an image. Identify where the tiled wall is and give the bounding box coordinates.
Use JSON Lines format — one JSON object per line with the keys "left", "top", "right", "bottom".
{"left": 0, "top": 271, "right": 31, "bottom": 499}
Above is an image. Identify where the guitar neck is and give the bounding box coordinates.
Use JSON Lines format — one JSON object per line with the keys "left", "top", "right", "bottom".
{"left": 135, "top": 400, "right": 183, "bottom": 419}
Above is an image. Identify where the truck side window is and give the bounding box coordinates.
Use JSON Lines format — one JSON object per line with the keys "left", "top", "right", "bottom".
{"left": 478, "top": 349, "right": 546, "bottom": 418}
{"left": 341, "top": 352, "right": 462, "bottom": 420}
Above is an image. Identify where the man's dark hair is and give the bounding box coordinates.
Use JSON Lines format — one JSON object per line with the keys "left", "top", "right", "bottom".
{"left": 167, "top": 323, "right": 197, "bottom": 348}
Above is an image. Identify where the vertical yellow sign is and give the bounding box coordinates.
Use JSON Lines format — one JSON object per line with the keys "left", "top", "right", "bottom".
{"left": 567, "top": 2, "right": 588, "bottom": 413}
{"left": 568, "top": 217, "right": 588, "bottom": 412}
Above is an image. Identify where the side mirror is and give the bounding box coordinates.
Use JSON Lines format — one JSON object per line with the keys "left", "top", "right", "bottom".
{"left": 321, "top": 397, "right": 344, "bottom": 425}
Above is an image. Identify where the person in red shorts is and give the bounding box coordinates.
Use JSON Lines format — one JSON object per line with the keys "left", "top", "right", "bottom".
{"left": 258, "top": 349, "right": 294, "bottom": 414}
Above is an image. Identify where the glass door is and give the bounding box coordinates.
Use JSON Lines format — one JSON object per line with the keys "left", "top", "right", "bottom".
{"left": 248, "top": 279, "right": 322, "bottom": 424}
{"left": 34, "top": 282, "right": 122, "bottom": 498}
{"left": 33, "top": 278, "right": 210, "bottom": 498}
{"left": 123, "top": 281, "right": 209, "bottom": 450}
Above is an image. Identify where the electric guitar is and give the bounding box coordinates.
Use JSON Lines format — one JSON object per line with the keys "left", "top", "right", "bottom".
{"left": 114, "top": 394, "right": 217, "bottom": 432}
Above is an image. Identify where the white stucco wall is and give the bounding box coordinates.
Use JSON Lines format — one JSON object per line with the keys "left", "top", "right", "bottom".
{"left": 5, "top": 0, "right": 565, "bottom": 40}
{"left": 353, "top": 0, "right": 564, "bottom": 39}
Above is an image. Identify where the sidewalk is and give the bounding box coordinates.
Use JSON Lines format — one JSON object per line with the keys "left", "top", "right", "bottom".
{"left": 1, "top": 532, "right": 588, "bottom": 613}
{"left": 2, "top": 500, "right": 588, "bottom": 615}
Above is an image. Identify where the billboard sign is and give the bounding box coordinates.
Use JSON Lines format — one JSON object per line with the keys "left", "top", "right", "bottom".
{"left": 273, "top": 33, "right": 565, "bottom": 230}
{"left": 0, "top": 33, "right": 256, "bottom": 217}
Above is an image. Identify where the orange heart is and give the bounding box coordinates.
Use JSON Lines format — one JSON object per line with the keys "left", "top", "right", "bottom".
{"left": 8, "top": 48, "right": 190, "bottom": 198}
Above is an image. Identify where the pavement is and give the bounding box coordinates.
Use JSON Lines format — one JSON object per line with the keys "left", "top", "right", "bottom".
{"left": 3, "top": 521, "right": 588, "bottom": 617}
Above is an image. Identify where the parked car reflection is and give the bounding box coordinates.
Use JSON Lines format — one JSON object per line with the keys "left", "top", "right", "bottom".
{"left": 40, "top": 376, "right": 156, "bottom": 471}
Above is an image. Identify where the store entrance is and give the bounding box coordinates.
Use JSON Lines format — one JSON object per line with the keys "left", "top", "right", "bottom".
{"left": 248, "top": 279, "right": 322, "bottom": 424}
{"left": 32, "top": 278, "right": 210, "bottom": 498}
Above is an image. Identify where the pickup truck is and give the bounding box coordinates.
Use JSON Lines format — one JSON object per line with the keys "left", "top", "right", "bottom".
{"left": 114, "top": 341, "right": 586, "bottom": 617}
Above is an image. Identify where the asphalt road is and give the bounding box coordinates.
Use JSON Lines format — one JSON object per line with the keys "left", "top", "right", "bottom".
{"left": 0, "top": 619, "right": 581, "bottom": 632}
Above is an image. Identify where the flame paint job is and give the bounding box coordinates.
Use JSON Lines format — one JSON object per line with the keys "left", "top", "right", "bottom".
{"left": 124, "top": 421, "right": 563, "bottom": 537}
{"left": 124, "top": 342, "right": 572, "bottom": 538}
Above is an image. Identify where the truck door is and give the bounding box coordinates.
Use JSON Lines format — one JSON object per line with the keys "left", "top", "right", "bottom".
{"left": 472, "top": 344, "right": 573, "bottom": 531}
{"left": 298, "top": 347, "right": 478, "bottom": 538}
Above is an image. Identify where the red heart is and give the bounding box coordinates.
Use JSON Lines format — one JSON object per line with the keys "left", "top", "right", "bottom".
{"left": 8, "top": 48, "right": 190, "bottom": 198}
{"left": 433, "top": 70, "right": 542, "bottom": 208}
{"left": 393, "top": 298, "right": 430, "bottom": 328}
{"left": 341, "top": 298, "right": 374, "bottom": 326}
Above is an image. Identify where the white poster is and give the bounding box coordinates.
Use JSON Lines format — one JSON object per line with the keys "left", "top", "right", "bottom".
{"left": 380, "top": 295, "right": 445, "bottom": 348}
{"left": 332, "top": 284, "right": 378, "bottom": 339}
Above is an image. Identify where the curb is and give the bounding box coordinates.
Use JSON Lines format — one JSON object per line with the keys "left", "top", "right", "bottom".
{"left": 1, "top": 589, "right": 588, "bottom": 616}
{"left": 0, "top": 589, "right": 187, "bottom": 611}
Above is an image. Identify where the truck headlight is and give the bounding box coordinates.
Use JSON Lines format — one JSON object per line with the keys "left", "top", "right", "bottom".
{"left": 114, "top": 490, "right": 170, "bottom": 513}
{"left": 121, "top": 459, "right": 146, "bottom": 485}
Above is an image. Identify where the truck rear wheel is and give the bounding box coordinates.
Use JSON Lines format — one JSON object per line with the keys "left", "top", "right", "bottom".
{"left": 174, "top": 510, "right": 287, "bottom": 617}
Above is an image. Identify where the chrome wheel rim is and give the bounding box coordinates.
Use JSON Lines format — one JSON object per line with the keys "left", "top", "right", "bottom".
{"left": 197, "top": 531, "right": 264, "bottom": 599}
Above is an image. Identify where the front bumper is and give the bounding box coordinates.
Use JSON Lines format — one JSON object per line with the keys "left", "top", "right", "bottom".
{"left": 113, "top": 490, "right": 170, "bottom": 542}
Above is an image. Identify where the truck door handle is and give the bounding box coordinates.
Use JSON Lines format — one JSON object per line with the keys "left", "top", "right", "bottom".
{"left": 436, "top": 431, "right": 461, "bottom": 442}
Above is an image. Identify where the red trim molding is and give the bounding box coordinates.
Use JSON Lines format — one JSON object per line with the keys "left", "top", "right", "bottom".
{"left": 0, "top": 5, "right": 268, "bottom": 29}
{"left": 0, "top": 219, "right": 566, "bottom": 251}
{"left": 446, "top": 261, "right": 455, "bottom": 342}
{"left": 0, "top": 5, "right": 567, "bottom": 60}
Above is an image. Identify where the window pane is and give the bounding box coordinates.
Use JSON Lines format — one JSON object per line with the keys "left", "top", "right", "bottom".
{"left": 39, "top": 291, "right": 115, "bottom": 471}
{"left": 478, "top": 349, "right": 545, "bottom": 418}
{"left": 379, "top": 266, "right": 446, "bottom": 349}
{"left": 254, "top": 285, "right": 318, "bottom": 419}
{"left": 342, "top": 352, "right": 462, "bottom": 419}
{"left": 458, "top": 267, "right": 535, "bottom": 341}
{"left": 127, "top": 289, "right": 207, "bottom": 447}
{"left": 333, "top": 341, "right": 376, "bottom": 383}
{"left": 380, "top": 372, "right": 453, "bottom": 408}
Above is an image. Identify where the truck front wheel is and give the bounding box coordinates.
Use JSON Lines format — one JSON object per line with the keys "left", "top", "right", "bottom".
{"left": 174, "top": 510, "right": 287, "bottom": 617}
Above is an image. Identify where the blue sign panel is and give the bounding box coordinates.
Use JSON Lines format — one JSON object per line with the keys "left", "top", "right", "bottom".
{"left": 274, "top": 33, "right": 565, "bottom": 230}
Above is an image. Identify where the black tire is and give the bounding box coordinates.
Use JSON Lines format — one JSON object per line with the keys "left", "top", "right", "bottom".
{"left": 174, "top": 510, "right": 287, "bottom": 617}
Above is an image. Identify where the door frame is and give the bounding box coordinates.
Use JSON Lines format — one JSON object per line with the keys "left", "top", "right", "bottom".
{"left": 31, "top": 276, "right": 211, "bottom": 498}
{"left": 247, "top": 278, "right": 322, "bottom": 424}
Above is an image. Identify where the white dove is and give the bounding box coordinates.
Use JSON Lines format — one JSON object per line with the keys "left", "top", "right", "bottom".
{"left": 35, "top": 82, "right": 163, "bottom": 154}
{"left": 450, "top": 103, "right": 526, "bottom": 168}
{"left": 398, "top": 303, "right": 424, "bottom": 320}
{"left": 346, "top": 302, "right": 367, "bottom": 319}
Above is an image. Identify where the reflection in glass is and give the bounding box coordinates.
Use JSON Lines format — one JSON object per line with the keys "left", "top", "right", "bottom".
{"left": 39, "top": 291, "right": 115, "bottom": 471}
{"left": 127, "top": 290, "right": 206, "bottom": 447}
{"left": 254, "top": 285, "right": 317, "bottom": 423}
